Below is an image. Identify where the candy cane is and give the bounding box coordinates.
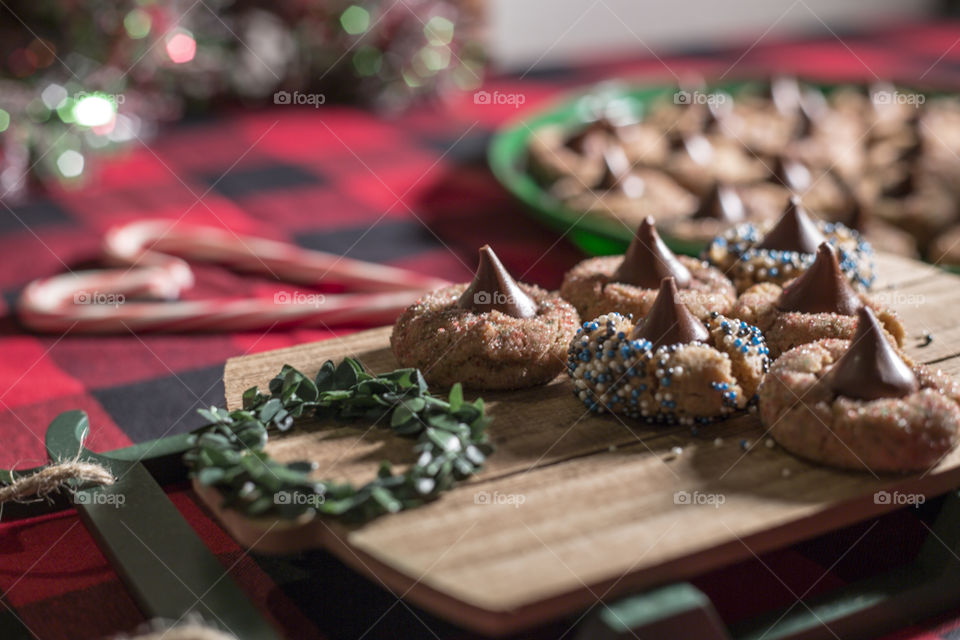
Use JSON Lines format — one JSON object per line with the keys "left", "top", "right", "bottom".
{"left": 18, "top": 219, "right": 450, "bottom": 333}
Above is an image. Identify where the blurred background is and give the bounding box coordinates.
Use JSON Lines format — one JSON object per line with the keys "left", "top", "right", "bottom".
{"left": 0, "top": 0, "right": 953, "bottom": 198}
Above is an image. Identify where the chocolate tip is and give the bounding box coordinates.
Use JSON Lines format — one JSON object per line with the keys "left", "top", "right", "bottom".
{"left": 692, "top": 183, "right": 745, "bottom": 222}
{"left": 777, "top": 242, "right": 862, "bottom": 315}
{"left": 630, "top": 277, "right": 709, "bottom": 349}
{"left": 826, "top": 306, "right": 919, "bottom": 400}
{"left": 755, "top": 196, "right": 826, "bottom": 254}
{"left": 611, "top": 218, "right": 692, "bottom": 289}
{"left": 457, "top": 245, "right": 538, "bottom": 318}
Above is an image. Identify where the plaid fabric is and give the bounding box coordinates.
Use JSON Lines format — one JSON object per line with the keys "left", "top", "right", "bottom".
{"left": 3, "top": 20, "right": 960, "bottom": 640}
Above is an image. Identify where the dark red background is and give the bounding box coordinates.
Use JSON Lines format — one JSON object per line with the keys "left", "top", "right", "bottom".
{"left": 2, "top": 21, "right": 960, "bottom": 640}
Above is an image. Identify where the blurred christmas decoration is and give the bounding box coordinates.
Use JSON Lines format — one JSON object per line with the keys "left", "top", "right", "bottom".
{"left": 0, "top": 0, "right": 484, "bottom": 198}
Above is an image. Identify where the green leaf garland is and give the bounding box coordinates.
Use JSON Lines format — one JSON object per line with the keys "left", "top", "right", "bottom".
{"left": 184, "top": 358, "right": 493, "bottom": 523}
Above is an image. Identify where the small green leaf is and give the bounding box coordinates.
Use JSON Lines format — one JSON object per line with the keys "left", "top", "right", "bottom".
{"left": 370, "top": 486, "right": 402, "bottom": 513}
{"left": 448, "top": 383, "right": 463, "bottom": 412}
{"left": 314, "top": 360, "right": 337, "bottom": 391}
{"left": 259, "top": 398, "right": 283, "bottom": 423}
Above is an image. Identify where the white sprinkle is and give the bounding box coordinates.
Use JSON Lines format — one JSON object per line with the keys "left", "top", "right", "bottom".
{"left": 714, "top": 437, "right": 723, "bottom": 447}
{"left": 782, "top": 468, "right": 791, "bottom": 477}
{"left": 671, "top": 446, "right": 683, "bottom": 456}
{"left": 765, "top": 438, "right": 775, "bottom": 449}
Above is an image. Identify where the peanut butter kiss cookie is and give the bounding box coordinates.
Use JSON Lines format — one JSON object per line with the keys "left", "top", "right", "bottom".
{"left": 391, "top": 246, "right": 579, "bottom": 390}
{"left": 560, "top": 217, "right": 736, "bottom": 323}
{"left": 759, "top": 306, "right": 960, "bottom": 473}
{"left": 567, "top": 277, "right": 769, "bottom": 426}
{"left": 704, "top": 196, "right": 875, "bottom": 293}
{"left": 731, "top": 243, "right": 905, "bottom": 358}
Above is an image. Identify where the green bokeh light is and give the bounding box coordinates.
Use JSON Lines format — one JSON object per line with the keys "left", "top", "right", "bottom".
{"left": 423, "top": 16, "right": 454, "bottom": 45}
{"left": 0, "top": 109, "right": 10, "bottom": 133}
{"left": 340, "top": 6, "right": 371, "bottom": 35}
{"left": 124, "top": 9, "right": 152, "bottom": 39}
{"left": 352, "top": 46, "right": 383, "bottom": 77}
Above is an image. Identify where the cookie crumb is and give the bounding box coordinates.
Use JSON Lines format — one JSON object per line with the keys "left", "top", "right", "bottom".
{"left": 781, "top": 467, "right": 792, "bottom": 477}
{"left": 608, "top": 444, "right": 617, "bottom": 452}
{"left": 765, "top": 438, "right": 775, "bottom": 449}
{"left": 920, "top": 332, "right": 934, "bottom": 347}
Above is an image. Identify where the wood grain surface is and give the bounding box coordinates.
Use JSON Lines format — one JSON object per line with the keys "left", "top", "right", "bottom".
{"left": 200, "top": 253, "right": 960, "bottom": 636}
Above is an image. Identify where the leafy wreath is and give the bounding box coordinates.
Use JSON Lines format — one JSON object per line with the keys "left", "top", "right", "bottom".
{"left": 184, "top": 358, "right": 493, "bottom": 523}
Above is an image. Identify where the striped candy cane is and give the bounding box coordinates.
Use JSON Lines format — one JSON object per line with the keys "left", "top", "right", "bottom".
{"left": 18, "top": 219, "right": 451, "bottom": 333}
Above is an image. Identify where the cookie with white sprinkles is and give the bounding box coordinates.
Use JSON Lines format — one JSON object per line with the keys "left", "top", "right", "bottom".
{"left": 730, "top": 242, "right": 905, "bottom": 358}
{"left": 704, "top": 196, "right": 874, "bottom": 293}
{"left": 391, "top": 245, "right": 579, "bottom": 390}
{"left": 567, "top": 277, "right": 769, "bottom": 425}
{"left": 759, "top": 306, "right": 960, "bottom": 473}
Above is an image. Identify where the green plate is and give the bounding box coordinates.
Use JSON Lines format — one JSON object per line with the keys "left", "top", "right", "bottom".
{"left": 487, "top": 80, "right": 949, "bottom": 259}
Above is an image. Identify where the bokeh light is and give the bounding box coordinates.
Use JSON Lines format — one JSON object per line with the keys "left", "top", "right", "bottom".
{"left": 56, "top": 150, "right": 84, "bottom": 178}
{"left": 41, "top": 84, "right": 68, "bottom": 109}
{"left": 0, "top": 109, "right": 10, "bottom": 133}
{"left": 124, "top": 9, "right": 152, "bottom": 39}
{"left": 424, "top": 16, "right": 454, "bottom": 46}
{"left": 73, "top": 94, "right": 117, "bottom": 127}
{"left": 352, "top": 46, "right": 383, "bottom": 77}
{"left": 166, "top": 30, "right": 197, "bottom": 64}
{"left": 340, "top": 6, "right": 371, "bottom": 35}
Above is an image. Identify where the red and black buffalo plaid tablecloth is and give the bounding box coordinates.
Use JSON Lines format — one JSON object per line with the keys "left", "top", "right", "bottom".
{"left": 4, "top": 21, "right": 960, "bottom": 640}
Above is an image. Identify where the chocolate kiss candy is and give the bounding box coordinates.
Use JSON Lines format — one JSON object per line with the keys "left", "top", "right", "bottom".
{"left": 797, "top": 89, "right": 827, "bottom": 137}
{"left": 457, "top": 245, "right": 537, "bottom": 318}
{"left": 777, "top": 243, "right": 862, "bottom": 315}
{"left": 768, "top": 76, "right": 802, "bottom": 115}
{"left": 831, "top": 170, "right": 868, "bottom": 231}
{"left": 769, "top": 156, "right": 812, "bottom": 192}
{"left": 631, "top": 277, "right": 709, "bottom": 349}
{"left": 598, "top": 145, "right": 645, "bottom": 198}
{"left": 566, "top": 118, "right": 615, "bottom": 156}
{"left": 756, "top": 197, "right": 826, "bottom": 254}
{"left": 692, "top": 183, "right": 745, "bottom": 223}
{"left": 882, "top": 164, "right": 917, "bottom": 199}
{"left": 794, "top": 105, "right": 815, "bottom": 138}
{"left": 682, "top": 134, "right": 714, "bottom": 167}
{"left": 826, "top": 306, "right": 918, "bottom": 400}
{"left": 612, "top": 217, "right": 692, "bottom": 288}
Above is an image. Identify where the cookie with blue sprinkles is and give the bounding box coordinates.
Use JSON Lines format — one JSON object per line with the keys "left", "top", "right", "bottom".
{"left": 567, "top": 277, "right": 769, "bottom": 425}
{"left": 731, "top": 243, "right": 905, "bottom": 358}
{"left": 704, "top": 197, "right": 874, "bottom": 294}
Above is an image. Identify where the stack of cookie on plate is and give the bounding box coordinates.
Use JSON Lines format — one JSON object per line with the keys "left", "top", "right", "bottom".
{"left": 528, "top": 78, "right": 960, "bottom": 268}
{"left": 389, "top": 205, "right": 960, "bottom": 474}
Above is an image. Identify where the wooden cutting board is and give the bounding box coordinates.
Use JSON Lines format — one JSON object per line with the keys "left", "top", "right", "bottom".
{"left": 198, "top": 253, "right": 960, "bottom": 636}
